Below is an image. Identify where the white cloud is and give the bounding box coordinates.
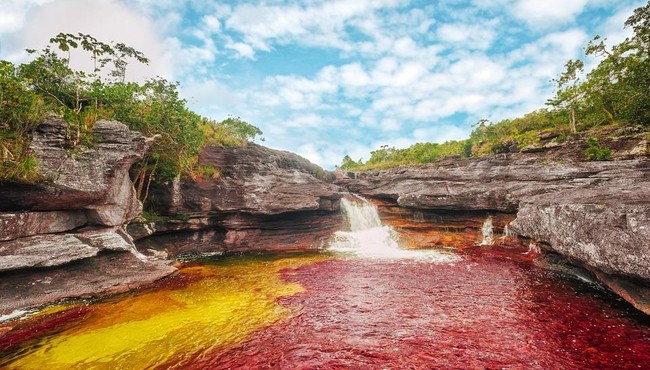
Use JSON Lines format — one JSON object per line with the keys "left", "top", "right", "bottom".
{"left": 512, "top": 0, "right": 589, "bottom": 26}
{"left": 2, "top": 0, "right": 172, "bottom": 80}
{"left": 225, "top": 41, "right": 255, "bottom": 59}
{"left": 220, "top": 0, "right": 406, "bottom": 55}
{"left": 1, "top": 0, "right": 640, "bottom": 169}
{"left": 437, "top": 23, "right": 496, "bottom": 49}
{"left": 201, "top": 15, "right": 221, "bottom": 34}
{"left": 0, "top": 0, "right": 55, "bottom": 35}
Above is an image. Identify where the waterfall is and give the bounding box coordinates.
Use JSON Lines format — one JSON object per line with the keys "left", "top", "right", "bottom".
{"left": 328, "top": 195, "right": 460, "bottom": 262}
{"left": 499, "top": 225, "right": 518, "bottom": 242}
{"left": 480, "top": 216, "right": 494, "bottom": 246}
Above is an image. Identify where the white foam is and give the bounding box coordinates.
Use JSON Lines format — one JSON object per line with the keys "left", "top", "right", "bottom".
{"left": 328, "top": 196, "right": 460, "bottom": 263}
{"left": 0, "top": 309, "right": 33, "bottom": 323}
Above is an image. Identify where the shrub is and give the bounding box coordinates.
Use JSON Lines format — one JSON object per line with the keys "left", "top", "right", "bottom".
{"left": 583, "top": 138, "right": 612, "bottom": 161}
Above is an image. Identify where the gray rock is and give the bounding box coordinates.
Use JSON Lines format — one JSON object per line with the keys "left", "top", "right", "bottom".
{"left": 0, "top": 252, "right": 176, "bottom": 314}
{"left": 0, "top": 226, "right": 144, "bottom": 273}
{"left": 510, "top": 186, "right": 650, "bottom": 281}
{"left": 151, "top": 143, "right": 342, "bottom": 216}
{"left": 0, "top": 117, "right": 146, "bottom": 229}
{"left": 138, "top": 143, "right": 345, "bottom": 255}
{"left": 0, "top": 234, "right": 98, "bottom": 272}
{"left": 0, "top": 211, "right": 87, "bottom": 241}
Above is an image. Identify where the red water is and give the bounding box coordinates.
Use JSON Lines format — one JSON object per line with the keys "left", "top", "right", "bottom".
{"left": 169, "top": 249, "right": 650, "bottom": 369}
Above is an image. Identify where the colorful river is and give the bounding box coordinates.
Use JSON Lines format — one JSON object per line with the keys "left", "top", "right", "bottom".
{"left": 1, "top": 198, "right": 649, "bottom": 369}
{"left": 1, "top": 248, "right": 649, "bottom": 369}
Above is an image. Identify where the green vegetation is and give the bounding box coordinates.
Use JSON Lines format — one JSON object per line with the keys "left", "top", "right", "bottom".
{"left": 583, "top": 138, "right": 613, "bottom": 161}
{"left": 340, "top": 3, "right": 650, "bottom": 171}
{"left": 340, "top": 141, "right": 467, "bottom": 171}
{"left": 0, "top": 33, "right": 261, "bottom": 197}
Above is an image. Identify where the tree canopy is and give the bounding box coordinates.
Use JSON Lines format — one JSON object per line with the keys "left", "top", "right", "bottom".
{"left": 1, "top": 33, "right": 262, "bottom": 191}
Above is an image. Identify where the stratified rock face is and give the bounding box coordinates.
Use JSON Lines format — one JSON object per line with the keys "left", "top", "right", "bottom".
{"left": 140, "top": 143, "right": 345, "bottom": 256}
{"left": 0, "top": 116, "right": 145, "bottom": 226}
{"left": 0, "top": 252, "right": 176, "bottom": 314}
{"left": 510, "top": 185, "right": 650, "bottom": 281}
{"left": 152, "top": 143, "right": 341, "bottom": 215}
{"left": 339, "top": 156, "right": 649, "bottom": 213}
{"left": 137, "top": 211, "right": 343, "bottom": 257}
{"left": 339, "top": 153, "right": 650, "bottom": 313}
{"left": 0, "top": 117, "right": 175, "bottom": 314}
{"left": 368, "top": 198, "right": 519, "bottom": 250}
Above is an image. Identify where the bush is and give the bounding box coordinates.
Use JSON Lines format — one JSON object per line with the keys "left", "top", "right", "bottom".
{"left": 583, "top": 138, "right": 612, "bottom": 161}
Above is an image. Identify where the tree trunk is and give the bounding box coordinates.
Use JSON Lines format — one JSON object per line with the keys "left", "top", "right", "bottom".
{"left": 142, "top": 158, "right": 158, "bottom": 205}
{"left": 135, "top": 164, "right": 146, "bottom": 200}
{"left": 570, "top": 108, "right": 577, "bottom": 133}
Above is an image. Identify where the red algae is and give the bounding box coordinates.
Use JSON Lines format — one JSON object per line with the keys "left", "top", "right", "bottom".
{"left": 172, "top": 248, "right": 650, "bottom": 370}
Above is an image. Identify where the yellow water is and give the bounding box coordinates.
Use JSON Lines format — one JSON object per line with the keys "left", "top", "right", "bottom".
{"left": 3, "top": 253, "right": 326, "bottom": 370}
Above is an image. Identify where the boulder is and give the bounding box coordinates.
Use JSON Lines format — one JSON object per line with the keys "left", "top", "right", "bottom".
{"left": 509, "top": 185, "right": 650, "bottom": 281}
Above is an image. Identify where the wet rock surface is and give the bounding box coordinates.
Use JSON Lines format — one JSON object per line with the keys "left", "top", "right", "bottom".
{"left": 136, "top": 211, "right": 343, "bottom": 257}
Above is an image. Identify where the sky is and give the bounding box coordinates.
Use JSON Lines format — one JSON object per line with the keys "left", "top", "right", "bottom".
{"left": 0, "top": 0, "right": 645, "bottom": 168}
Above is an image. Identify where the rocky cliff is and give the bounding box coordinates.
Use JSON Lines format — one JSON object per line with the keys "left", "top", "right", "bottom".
{"left": 0, "top": 119, "right": 344, "bottom": 315}
{"left": 0, "top": 116, "right": 175, "bottom": 313}
{"left": 133, "top": 143, "right": 344, "bottom": 256}
{"left": 337, "top": 137, "right": 650, "bottom": 314}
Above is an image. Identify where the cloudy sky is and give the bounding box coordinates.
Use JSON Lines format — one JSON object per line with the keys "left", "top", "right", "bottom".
{"left": 0, "top": 0, "right": 644, "bottom": 168}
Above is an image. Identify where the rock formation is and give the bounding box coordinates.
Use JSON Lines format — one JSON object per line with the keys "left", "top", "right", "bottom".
{"left": 135, "top": 143, "right": 344, "bottom": 256}
{"left": 0, "top": 116, "right": 175, "bottom": 313}
{"left": 337, "top": 136, "right": 650, "bottom": 314}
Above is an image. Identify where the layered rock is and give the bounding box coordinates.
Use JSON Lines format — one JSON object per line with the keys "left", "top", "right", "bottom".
{"left": 0, "top": 116, "right": 174, "bottom": 314}
{"left": 367, "top": 199, "right": 519, "bottom": 250}
{"left": 0, "top": 252, "right": 175, "bottom": 314}
{"left": 338, "top": 139, "right": 650, "bottom": 314}
{"left": 139, "top": 143, "right": 344, "bottom": 256}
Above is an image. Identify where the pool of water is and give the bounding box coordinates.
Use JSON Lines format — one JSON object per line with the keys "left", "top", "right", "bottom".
{"left": 1, "top": 247, "right": 649, "bottom": 369}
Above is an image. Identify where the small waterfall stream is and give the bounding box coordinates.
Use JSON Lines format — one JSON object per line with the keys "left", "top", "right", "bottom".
{"left": 328, "top": 195, "right": 459, "bottom": 262}
{"left": 480, "top": 216, "right": 494, "bottom": 246}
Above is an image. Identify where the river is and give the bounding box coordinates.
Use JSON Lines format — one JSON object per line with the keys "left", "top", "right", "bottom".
{"left": 1, "top": 197, "right": 648, "bottom": 369}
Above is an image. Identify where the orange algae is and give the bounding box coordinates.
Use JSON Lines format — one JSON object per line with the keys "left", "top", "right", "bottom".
{"left": 1, "top": 253, "right": 326, "bottom": 370}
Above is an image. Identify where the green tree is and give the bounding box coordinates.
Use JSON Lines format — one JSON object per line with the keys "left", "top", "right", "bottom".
{"left": 548, "top": 59, "right": 584, "bottom": 133}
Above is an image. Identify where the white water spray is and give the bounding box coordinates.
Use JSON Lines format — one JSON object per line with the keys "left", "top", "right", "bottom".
{"left": 480, "top": 216, "right": 494, "bottom": 246}
{"left": 499, "top": 224, "right": 518, "bottom": 242}
{"left": 328, "top": 195, "right": 460, "bottom": 262}
{"left": 526, "top": 241, "right": 541, "bottom": 254}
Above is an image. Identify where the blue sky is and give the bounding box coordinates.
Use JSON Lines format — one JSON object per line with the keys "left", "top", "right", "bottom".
{"left": 0, "top": 0, "right": 645, "bottom": 168}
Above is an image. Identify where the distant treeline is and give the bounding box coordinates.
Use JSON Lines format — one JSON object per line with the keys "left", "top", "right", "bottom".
{"left": 340, "top": 2, "right": 650, "bottom": 171}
